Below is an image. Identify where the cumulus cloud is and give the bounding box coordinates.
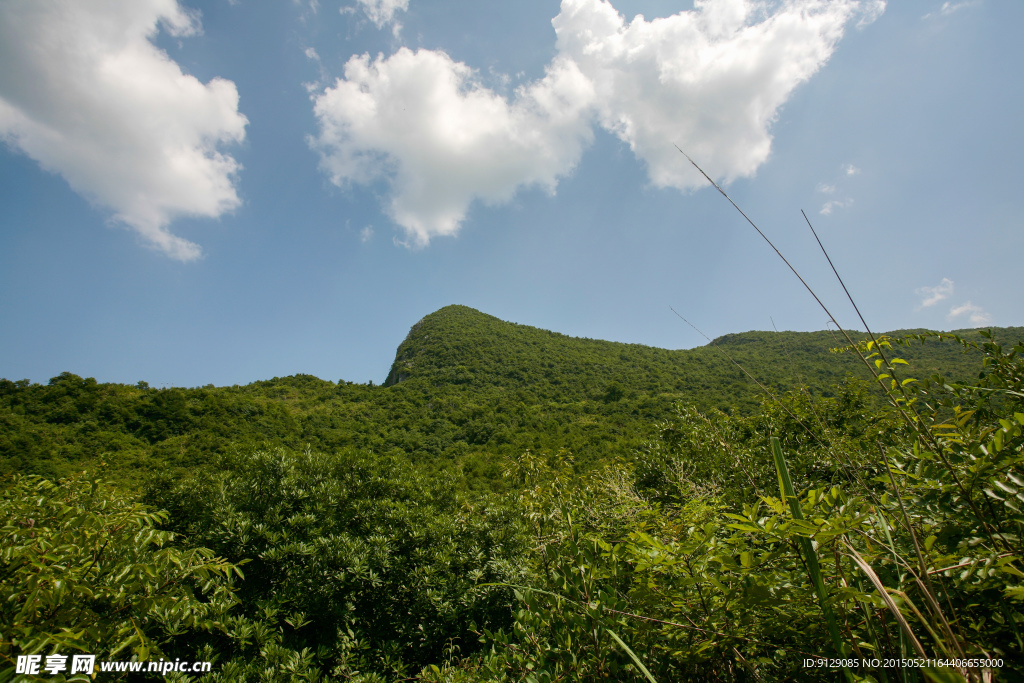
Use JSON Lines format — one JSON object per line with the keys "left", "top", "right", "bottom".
{"left": 315, "top": 0, "right": 882, "bottom": 244}
{"left": 552, "top": 0, "right": 883, "bottom": 191}
{"left": 309, "top": 48, "right": 595, "bottom": 246}
{"left": 916, "top": 277, "right": 954, "bottom": 307}
{"left": 0, "top": 0, "right": 247, "bottom": 261}
{"left": 842, "top": 163, "right": 860, "bottom": 175}
{"left": 948, "top": 301, "right": 992, "bottom": 326}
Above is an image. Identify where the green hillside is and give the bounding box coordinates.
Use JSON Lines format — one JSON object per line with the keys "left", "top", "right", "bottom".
{"left": 3, "top": 305, "right": 1017, "bottom": 487}
{"left": 4, "top": 306, "right": 1024, "bottom": 681}
{"left": 385, "top": 304, "right": 1015, "bottom": 407}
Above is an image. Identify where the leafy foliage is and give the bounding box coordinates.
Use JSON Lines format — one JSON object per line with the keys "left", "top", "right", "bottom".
{"left": 2, "top": 309, "right": 1023, "bottom": 681}
{"left": 0, "top": 474, "right": 240, "bottom": 681}
{"left": 460, "top": 333, "right": 1024, "bottom": 682}
{"left": 143, "top": 446, "right": 529, "bottom": 680}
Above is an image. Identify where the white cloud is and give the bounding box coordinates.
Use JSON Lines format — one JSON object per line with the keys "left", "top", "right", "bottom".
{"left": 0, "top": 0, "right": 247, "bottom": 261}
{"left": 309, "top": 48, "right": 595, "bottom": 246}
{"left": 855, "top": 0, "right": 886, "bottom": 28}
{"left": 360, "top": 225, "right": 374, "bottom": 242}
{"left": 350, "top": 0, "right": 408, "bottom": 29}
{"left": 948, "top": 301, "right": 992, "bottom": 326}
{"left": 315, "top": 0, "right": 882, "bottom": 245}
{"left": 916, "top": 277, "right": 953, "bottom": 307}
{"left": 552, "top": 0, "right": 883, "bottom": 191}
{"left": 303, "top": 46, "right": 328, "bottom": 94}
{"left": 815, "top": 161, "right": 859, "bottom": 211}
{"left": 820, "top": 198, "right": 853, "bottom": 214}
{"left": 924, "top": 1, "right": 981, "bottom": 20}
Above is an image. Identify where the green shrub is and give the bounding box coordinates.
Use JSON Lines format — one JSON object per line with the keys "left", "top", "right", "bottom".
{"left": 0, "top": 473, "right": 240, "bottom": 680}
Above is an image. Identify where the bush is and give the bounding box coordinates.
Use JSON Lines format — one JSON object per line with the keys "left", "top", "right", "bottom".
{"left": 0, "top": 473, "right": 240, "bottom": 679}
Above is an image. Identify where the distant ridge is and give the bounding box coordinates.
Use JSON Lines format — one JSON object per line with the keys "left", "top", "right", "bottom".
{"left": 384, "top": 305, "right": 1022, "bottom": 410}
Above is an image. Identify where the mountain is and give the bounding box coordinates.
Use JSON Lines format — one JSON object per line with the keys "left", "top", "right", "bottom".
{"left": 384, "top": 304, "right": 1015, "bottom": 406}
{"left": 2, "top": 304, "right": 1021, "bottom": 487}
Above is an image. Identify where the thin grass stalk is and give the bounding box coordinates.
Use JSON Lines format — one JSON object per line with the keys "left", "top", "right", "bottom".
{"left": 676, "top": 147, "right": 877, "bottom": 373}
{"left": 679, "top": 154, "right": 968, "bottom": 471}
{"left": 800, "top": 209, "right": 915, "bottom": 407}
{"left": 880, "top": 449, "right": 965, "bottom": 660}
{"left": 677, "top": 148, "right": 1006, "bottom": 564}
{"left": 845, "top": 542, "right": 929, "bottom": 660}
{"left": 866, "top": 509, "right": 971, "bottom": 672}
{"left": 670, "top": 307, "right": 823, "bottom": 448}
{"left": 770, "top": 436, "right": 853, "bottom": 681}
{"left": 853, "top": 576, "right": 892, "bottom": 683}
{"left": 890, "top": 588, "right": 953, "bottom": 657}
{"left": 805, "top": 211, "right": 1007, "bottom": 554}
{"left": 799, "top": 210, "right": 970, "bottom": 530}
{"left": 880, "top": 448, "right": 939, "bottom": 596}
{"left": 675, "top": 292, "right": 886, "bottom": 511}
{"left": 676, "top": 149, "right": 899, "bottom": 421}
{"left": 868, "top": 538, "right": 967, "bottom": 662}
{"left": 835, "top": 545, "right": 892, "bottom": 683}
{"left": 671, "top": 308, "right": 881, "bottom": 504}
{"left": 877, "top": 510, "right": 914, "bottom": 683}
{"left": 908, "top": 572, "right": 966, "bottom": 660}
{"left": 846, "top": 549, "right": 973, "bottom": 680}
{"left": 731, "top": 646, "right": 764, "bottom": 683}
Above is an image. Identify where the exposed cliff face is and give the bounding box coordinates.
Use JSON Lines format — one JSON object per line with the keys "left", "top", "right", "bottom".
{"left": 383, "top": 316, "right": 433, "bottom": 387}
{"left": 384, "top": 320, "right": 422, "bottom": 387}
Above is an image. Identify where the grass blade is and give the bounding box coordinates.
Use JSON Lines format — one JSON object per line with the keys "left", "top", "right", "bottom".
{"left": 771, "top": 436, "right": 853, "bottom": 681}
{"left": 845, "top": 542, "right": 929, "bottom": 660}
{"left": 606, "top": 627, "right": 658, "bottom": 683}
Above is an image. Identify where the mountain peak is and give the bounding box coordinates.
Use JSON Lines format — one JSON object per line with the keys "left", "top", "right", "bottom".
{"left": 384, "top": 306, "right": 528, "bottom": 387}
{"left": 383, "top": 306, "right": 1018, "bottom": 411}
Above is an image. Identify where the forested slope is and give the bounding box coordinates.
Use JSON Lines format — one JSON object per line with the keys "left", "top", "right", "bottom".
{"left": 2, "top": 304, "right": 1018, "bottom": 487}
{"left": 385, "top": 304, "right": 1012, "bottom": 405}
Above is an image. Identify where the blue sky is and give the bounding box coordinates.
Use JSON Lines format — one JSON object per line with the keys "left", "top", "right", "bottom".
{"left": 1, "top": 0, "right": 1021, "bottom": 388}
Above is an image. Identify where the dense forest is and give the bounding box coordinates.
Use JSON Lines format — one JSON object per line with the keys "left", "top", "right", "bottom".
{"left": 3, "top": 305, "right": 1023, "bottom": 681}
